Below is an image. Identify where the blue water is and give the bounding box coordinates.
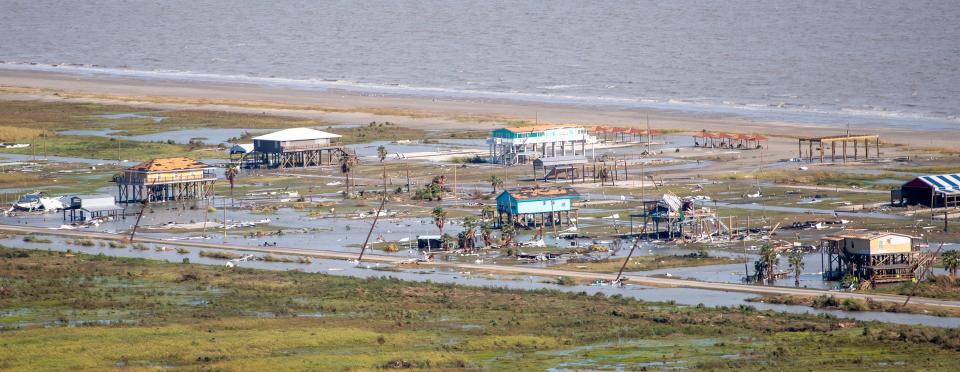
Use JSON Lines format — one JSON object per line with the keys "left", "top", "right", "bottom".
{"left": 1, "top": 0, "right": 958, "bottom": 129}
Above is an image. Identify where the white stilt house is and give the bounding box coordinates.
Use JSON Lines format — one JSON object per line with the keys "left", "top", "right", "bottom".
{"left": 487, "top": 125, "right": 596, "bottom": 165}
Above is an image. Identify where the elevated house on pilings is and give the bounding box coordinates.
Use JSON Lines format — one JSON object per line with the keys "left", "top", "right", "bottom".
{"left": 117, "top": 157, "right": 217, "bottom": 203}
{"left": 488, "top": 125, "right": 596, "bottom": 165}
{"left": 821, "top": 232, "right": 921, "bottom": 285}
{"left": 630, "top": 194, "right": 731, "bottom": 241}
{"left": 239, "top": 128, "right": 353, "bottom": 169}
{"left": 898, "top": 173, "right": 960, "bottom": 208}
{"left": 495, "top": 186, "right": 579, "bottom": 228}
{"left": 798, "top": 134, "right": 880, "bottom": 163}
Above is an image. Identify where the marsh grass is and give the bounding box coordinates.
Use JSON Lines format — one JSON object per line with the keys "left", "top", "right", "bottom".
{"left": 0, "top": 126, "right": 52, "bottom": 141}
{"left": 0, "top": 135, "right": 218, "bottom": 161}
{"left": 22, "top": 235, "right": 52, "bottom": 244}
{"left": 552, "top": 254, "right": 736, "bottom": 273}
{"left": 198, "top": 250, "right": 242, "bottom": 260}
{"left": 1, "top": 246, "right": 959, "bottom": 370}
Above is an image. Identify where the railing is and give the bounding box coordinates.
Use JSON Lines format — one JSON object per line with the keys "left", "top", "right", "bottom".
{"left": 120, "top": 172, "right": 217, "bottom": 185}
{"left": 280, "top": 143, "right": 342, "bottom": 152}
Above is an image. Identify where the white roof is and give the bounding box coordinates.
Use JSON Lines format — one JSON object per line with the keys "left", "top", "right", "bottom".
{"left": 74, "top": 194, "right": 122, "bottom": 212}
{"left": 252, "top": 128, "right": 341, "bottom": 142}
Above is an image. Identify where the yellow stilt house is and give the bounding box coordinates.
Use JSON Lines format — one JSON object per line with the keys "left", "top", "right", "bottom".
{"left": 117, "top": 157, "right": 217, "bottom": 203}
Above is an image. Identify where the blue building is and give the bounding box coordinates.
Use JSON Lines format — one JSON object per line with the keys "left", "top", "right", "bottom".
{"left": 496, "top": 186, "right": 579, "bottom": 227}
{"left": 487, "top": 125, "right": 596, "bottom": 165}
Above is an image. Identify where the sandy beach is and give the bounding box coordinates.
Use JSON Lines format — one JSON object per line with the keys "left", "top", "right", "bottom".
{"left": 0, "top": 68, "right": 956, "bottom": 149}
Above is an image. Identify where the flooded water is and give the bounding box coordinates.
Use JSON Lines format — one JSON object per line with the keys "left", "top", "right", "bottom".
{"left": 5, "top": 235, "right": 960, "bottom": 328}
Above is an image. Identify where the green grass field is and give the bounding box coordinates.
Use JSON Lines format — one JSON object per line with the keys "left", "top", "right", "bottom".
{"left": 1, "top": 246, "right": 959, "bottom": 370}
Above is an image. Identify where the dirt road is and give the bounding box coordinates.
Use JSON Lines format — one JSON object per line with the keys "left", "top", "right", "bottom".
{"left": 4, "top": 223, "right": 958, "bottom": 310}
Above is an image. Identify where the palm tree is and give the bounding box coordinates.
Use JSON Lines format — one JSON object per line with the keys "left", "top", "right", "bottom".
{"left": 499, "top": 224, "right": 515, "bottom": 250}
{"left": 598, "top": 166, "right": 610, "bottom": 184}
{"left": 481, "top": 205, "right": 495, "bottom": 220}
{"left": 754, "top": 243, "right": 779, "bottom": 283}
{"left": 480, "top": 220, "right": 493, "bottom": 248}
{"left": 432, "top": 206, "right": 447, "bottom": 236}
{"left": 788, "top": 248, "right": 805, "bottom": 287}
{"left": 338, "top": 151, "right": 356, "bottom": 196}
{"left": 489, "top": 175, "right": 503, "bottom": 193}
{"left": 377, "top": 145, "right": 388, "bottom": 163}
{"left": 460, "top": 216, "right": 477, "bottom": 250}
{"left": 377, "top": 145, "right": 388, "bottom": 195}
{"left": 941, "top": 251, "right": 960, "bottom": 279}
{"left": 225, "top": 163, "right": 239, "bottom": 207}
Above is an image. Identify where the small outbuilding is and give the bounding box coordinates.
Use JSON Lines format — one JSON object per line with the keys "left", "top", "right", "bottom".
{"left": 416, "top": 235, "right": 443, "bottom": 250}
{"left": 63, "top": 194, "right": 123, "bottom": 221}
{"left": 899, "top": 173, "right": 960, "bottom": 208}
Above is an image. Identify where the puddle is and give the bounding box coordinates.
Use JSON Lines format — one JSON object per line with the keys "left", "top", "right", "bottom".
{"left": 97, "top": 113, "right": 167, "bottom": 122}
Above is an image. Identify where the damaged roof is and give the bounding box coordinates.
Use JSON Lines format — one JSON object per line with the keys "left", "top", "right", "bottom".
{"left": 128, "top": 157, "right": 212, "bottom": 172}
{"left": 503, "top": 186, "right": 580, "bottom": 200}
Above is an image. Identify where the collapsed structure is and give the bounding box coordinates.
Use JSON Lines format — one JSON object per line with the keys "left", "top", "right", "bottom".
{"left": 821, "top": 232, "right": 920, "bottom": 284}
{"left": 117, "top": 157, "right": 217, "bottom": 203}
{"left": 693, "top": 132, "right": 767, "bottom": 149}
{"left": 495, "top": 186, "right": 579, "bottom": 228}
{"left": 590, "top": 126, "right": 661, "bottom": 146}
{"left": 897, "top": 173, "right": 960, "bottom": 208}
{"left": 488, "top": 125, "right": 596, "bottom": 165}
{"left": 234, "top": 128, "right": 353, "bottom": 169}
{"left": 632, "top": 194, "right": 722, "bottom": 240}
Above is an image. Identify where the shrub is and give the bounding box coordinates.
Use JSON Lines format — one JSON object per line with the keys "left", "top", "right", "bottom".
{"left": 22, "top": 235, "right": 52, "bottom": 244}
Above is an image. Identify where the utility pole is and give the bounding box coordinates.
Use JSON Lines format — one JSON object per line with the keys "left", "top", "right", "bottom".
{"left": 222, "top": 193, "right": 227, "bottom": 242}
{"left": 204, "top": 189, "right": 212, "bottom": 238}
{"left": 645, "top": 114, "right": 652, "bottom": 154}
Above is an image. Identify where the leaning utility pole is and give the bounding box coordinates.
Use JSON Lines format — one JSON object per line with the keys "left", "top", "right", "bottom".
{"left": 128, "top": 190, "right": 152, "bottom": 242}
{"left": 359, "top": 157, "right": 390, "bottom": 262}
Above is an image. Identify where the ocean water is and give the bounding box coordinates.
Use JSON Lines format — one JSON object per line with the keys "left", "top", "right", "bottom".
{"left": 1, "top": 0, "right": 959, "bottom": 128}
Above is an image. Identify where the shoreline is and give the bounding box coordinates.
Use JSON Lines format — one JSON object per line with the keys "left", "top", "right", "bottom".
{"left": 0, "top": 68, "right": 957, "bottom": 148}
{"left": 2, "top": 62, "right": 958, "bottom": 130}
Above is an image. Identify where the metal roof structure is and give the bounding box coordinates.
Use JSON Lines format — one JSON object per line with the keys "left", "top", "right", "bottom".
{"left": 71, "top": 194, "right": 123, "bottom": 212}
{"left": 252, "top": 128, "right": 341, "bottom": 142}
{"left": 912, "top": 174, "right": 960, "bottom": 193}
{"left": 128, "top": 157, "right": 213, "bottom": 172}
